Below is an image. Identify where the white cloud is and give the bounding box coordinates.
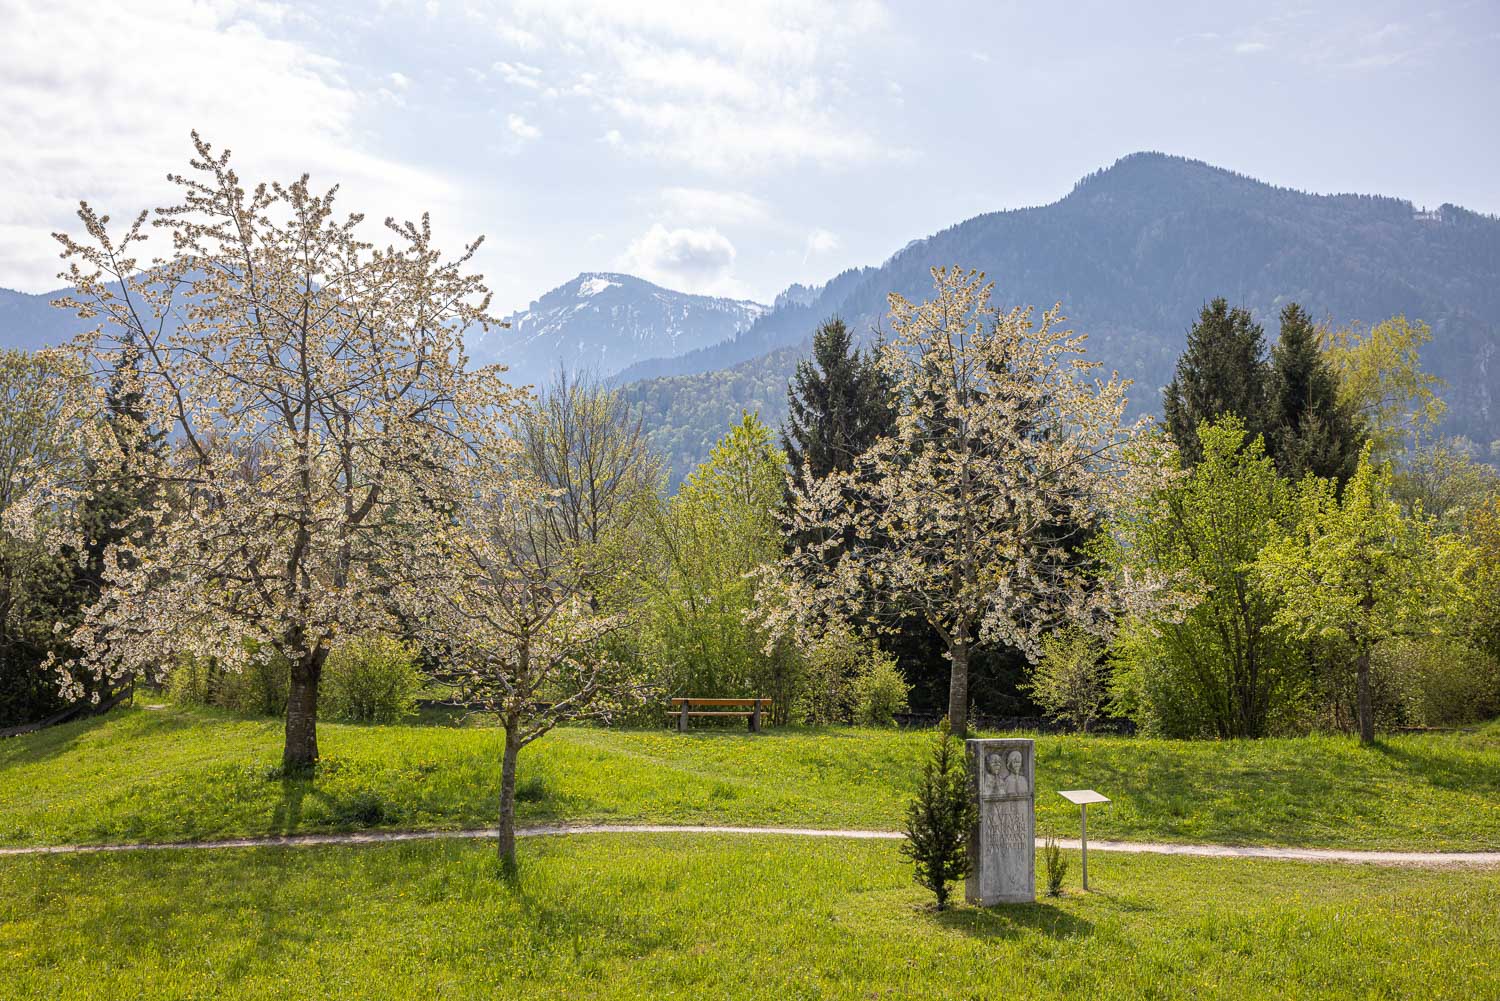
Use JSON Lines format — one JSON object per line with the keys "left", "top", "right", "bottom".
{"left": 601, "top": 129, "right": 624, "bottom": 146}
{"left": 658, "top": 187, "right": 768, "bottom": 226}
{"left": 803, "top": 227, "right": 839, "bottom": 259}
{"left": 507, "top": 113, "right": 542, "bottom": 140}
{"left": 1234, "top": 40, "right": 1270, "bottom": 54}
{"left": 497, "top": 21, "right": 543, "bottom": 50}
{"left": 494, "top": 0, "right": 893, "bottom": 173}
{"left": 618, "top": 223, "right": 738, "bottom": 294}
{"left": 495, "top": 60, "right": 542, "bottom": 89}
{"left": 389, "top": 71, "right": 411, "bottom": 89}
{"left": 0, "top": 0, "right": 458, "bottom": 292}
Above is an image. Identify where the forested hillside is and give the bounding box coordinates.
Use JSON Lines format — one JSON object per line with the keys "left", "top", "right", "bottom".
{"left": 623, "top": 344, "right": 804, "bottom": 482}
{"left": 624, "top": 152, "right": 1500, "bottom": 481}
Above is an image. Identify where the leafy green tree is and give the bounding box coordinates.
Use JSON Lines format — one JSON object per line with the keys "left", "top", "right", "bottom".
{"left": 639, "top": 413, "right": 788, "bottom": 706}
{"left": 1255, "top": 445, "right": 1462, "bottom": 744}
{"left": 1394, "top": 437, "right": 1497, "bottom": 532}
{"left": 1023, "top": 627, "right": 1109, "bottom": 733}
{"left": 1163, "top": 299, "right": 1273, "bottom": 467}
{"left": 1321, "top": 315, "right": 1445, "bottom": 461}
{"left": 900, "top": 729, "right": 975, "bottom": 911}
{"left": 1461, "top": 496, "right": 1500, "bottom": 668}
{"left": 1111, "top": 418, "right": 1304, "bottom": 738}
{"left": 1268, "top": 303, "right": 1365, "bottom": 485}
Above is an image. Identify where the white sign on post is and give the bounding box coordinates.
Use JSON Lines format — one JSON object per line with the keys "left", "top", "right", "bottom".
{"left": 1058, "top": 789, "right": 1110, "bottom": 890}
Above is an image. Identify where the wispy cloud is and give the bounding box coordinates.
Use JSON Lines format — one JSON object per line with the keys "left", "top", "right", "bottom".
{"left": 618, "top": 223, "right": 739, "bottom": 295}
{"left": 486, "top": 0, "right": 894, "bottom": 173}
{"left": 507, "top": 113, "right": 541, "bottom": 140}
{"left": 0, "top": 0, "right": 457, "bottom": 291}
{"left": 658, "top": 187, "right": 769, "bottom": 226}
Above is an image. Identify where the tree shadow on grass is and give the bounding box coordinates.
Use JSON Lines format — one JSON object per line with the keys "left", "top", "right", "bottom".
{"left": 0, "top": 706, "right": 200, "bottom": 768}
{"left": 494, "top": 861, "right": 688, "bottom": 958}
{"left": 934, "top": 900, "right": 1092, "bottom": 941}
{"left": 1370, "top": 740, "right": 1500, "bottom": 796}
{"left": 267, "top": 772, "right": 397, "bottom": 837}
{"left": 270, "top": 777, "right": 309, "bottom": 835}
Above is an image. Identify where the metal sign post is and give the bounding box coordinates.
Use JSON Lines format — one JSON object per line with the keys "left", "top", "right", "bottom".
{"left": 1058, "top": 789, "right": 1110, "bottom": 890}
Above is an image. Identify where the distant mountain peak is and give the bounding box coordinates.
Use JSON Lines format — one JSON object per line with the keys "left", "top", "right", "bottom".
{"left": 467, "top": 272, "right": 768, "bottom": 385}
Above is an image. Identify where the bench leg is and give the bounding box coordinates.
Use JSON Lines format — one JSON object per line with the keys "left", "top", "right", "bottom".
{"left": 678, "top": 702, "right": 689, "bottom": 733}
{"left": 751, "top": 701, "right": 762, "bottom": 734}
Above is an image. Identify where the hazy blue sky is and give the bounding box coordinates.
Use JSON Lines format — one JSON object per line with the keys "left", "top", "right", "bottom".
{"left": 3, "top": 1, "right": 1496, "bottom": 309}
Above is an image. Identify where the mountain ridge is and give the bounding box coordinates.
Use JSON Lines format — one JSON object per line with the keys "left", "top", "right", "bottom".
{"left": 472, "top": 271, "right": 767, "bottom": 386}
{"left": 621, "top": 152, "right": 1500, "bottom": 481}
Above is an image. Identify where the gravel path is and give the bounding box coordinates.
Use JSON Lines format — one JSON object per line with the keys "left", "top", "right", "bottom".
{"left": 2, "top": 824, "right": 1497, "bottom": 867}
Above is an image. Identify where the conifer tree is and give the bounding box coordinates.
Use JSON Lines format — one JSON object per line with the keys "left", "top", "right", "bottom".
{"left": 72, "top": 332, "right": 162, "bottom": 634}
{"left": 782, "top": 317, "right": 893, "bottom": 488}
{"left": 1269, "top": 303, "right": 1364, "bottom": 485}
{"left": 1163, "top": 298, "right": 1272, "bottom": 466}
{"left": 900, "top": 729, "right": 975, "bottom": 910}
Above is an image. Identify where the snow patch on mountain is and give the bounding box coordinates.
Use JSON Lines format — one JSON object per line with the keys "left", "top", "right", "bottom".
{"left": 578, "top": 276, "right": 618, "bottom": 298}
{"left": 470, "top": 272, "right": 768, "bottom": 386}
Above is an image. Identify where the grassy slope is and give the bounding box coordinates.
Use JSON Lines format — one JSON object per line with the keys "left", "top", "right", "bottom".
{"left": 3, "top": 836, "right": 1497, "bottom": 1000}
{"left": 4, "top": 706, "right": 1499, "bottom": 850}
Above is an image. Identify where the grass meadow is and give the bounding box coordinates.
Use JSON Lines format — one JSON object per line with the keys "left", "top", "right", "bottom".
{"left": 3, "top": 705, "right": 1498, "bottom": 851}
{"left": 3, "top": 835, "right": 1497, "bottom": 1000}
{"left": 5, "top": 706, "right": 1499, "bottom": 999}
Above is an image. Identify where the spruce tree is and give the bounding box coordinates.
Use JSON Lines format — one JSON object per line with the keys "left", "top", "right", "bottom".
{"left": 66, "top": 332, "right": 162, "bottom": 683}
{"left": 900, "top": 729, "right": 975, "bottom": 910}
{"left": 1268, "top": 303, "right": 1365, "bottom": 485}
{"left": 1163, "top": 298, "right": 1272, "bottom": 466}
{"left": 782, "top": 317, "right": 893, "bottom": 488}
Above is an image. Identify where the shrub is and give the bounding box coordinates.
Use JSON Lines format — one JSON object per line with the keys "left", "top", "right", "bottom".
{"left": 321, "top": 635, "right": 421, "bottom": 724}
{"left": 795, "top": 629, "right": 862, "bottom": 724}
{"left": 853, "top": 648, "right": 909, "bottom": 726}
{"left": 1043, "top": 838, "right": 1068, "bottom": 897}
{"left": 166, "top": 653, "right": 214, "bottom": 707}
{"left": 167, "top": 646, "right": 288, "bottom": 717}
{"left": 900, "top": 727, "right": 975, "bottom": 910}
{"left": 1377, "top": 637, "right": 1500, "bottom": 727}
{"left": 796, "top": 629, "right": 906, "bottom": 726}
{"left": 1025, "top": 627, "right": 1109, "bottom": 733}
{"left": 218, "top": 645, "right": 290, "bottom": 717}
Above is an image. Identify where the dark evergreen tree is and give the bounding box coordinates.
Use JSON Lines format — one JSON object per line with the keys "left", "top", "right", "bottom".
{"left": 1162, "top": 298, "right": 1273, "bottom": 466}
{"left": 782, "top": 317, "right": 893, "bottom": 488}
{"left": 65, "top": 332, "right": 163, "bottom": 683}
{"left": 899, "top": 729, "right": 975, "bottom": 910}
{"left": 1268, "top": 303, "right": 1365, "bottom": 485}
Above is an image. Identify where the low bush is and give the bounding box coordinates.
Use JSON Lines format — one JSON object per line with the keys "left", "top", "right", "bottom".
{"left": 321, "top": 635, "right": 422, "bottom": 724}
{"left": 1378, "top": 637, "right": 1500, "bottom": 727}
{"left": 853, "top": 649, "right": 910, "bottom": 726}
{"left": 797, "top": 629, "right": 906, "bottom": 726}
{"left": 167, "top": 646, "right": 288, "bottom": 718}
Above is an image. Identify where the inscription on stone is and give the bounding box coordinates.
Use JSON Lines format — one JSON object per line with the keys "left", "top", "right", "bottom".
{"left": 966, "top": 738, "right": 1035, "bottom": 905}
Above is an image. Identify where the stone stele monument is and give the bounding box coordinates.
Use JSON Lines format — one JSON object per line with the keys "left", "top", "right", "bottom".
{"left": 966, "top": 737, "right": 1035, "bottom": 905}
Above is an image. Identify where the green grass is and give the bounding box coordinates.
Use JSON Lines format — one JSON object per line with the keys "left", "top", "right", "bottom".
{"left": 2, "top": 836, "right": 1496, "bottom": 1000}
{"left": 4, "top": 705, "right": 1499, "bottom": 851}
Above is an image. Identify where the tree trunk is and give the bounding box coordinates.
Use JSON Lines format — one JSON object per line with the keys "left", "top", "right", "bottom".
{"left": 1355, "top": 591, "right": 1376, "bottom": 746}
{"left": 282, "top": 647, "right": 327, "bottom": 774}
{"left": 1355, "top": 641, "right": 1375, "bottom": 746}
{"left": 498, "top": 715, "right": 522, "bottom": 872}
{"left": 947, "top": 636, "right": 970, "bottom": 737}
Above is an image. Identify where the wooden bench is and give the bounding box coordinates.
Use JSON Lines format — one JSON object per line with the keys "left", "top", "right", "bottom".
{"left": 669, "top": 698, "right": 772, "bottom": 733}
